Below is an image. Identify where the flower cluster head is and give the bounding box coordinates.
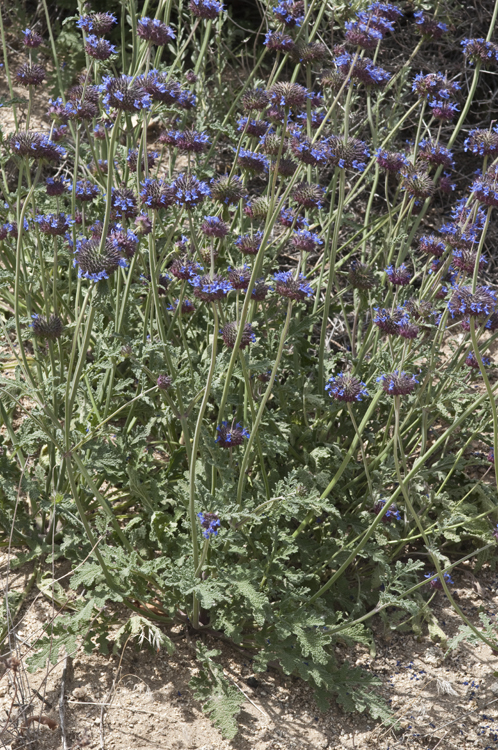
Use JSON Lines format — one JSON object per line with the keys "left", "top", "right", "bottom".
{"left": 325, "top": 372, "right": 368, "bottom": 402}
{"left": 168, "top": 297, "right": 195, "bottom": 314}
{"left": 439, "top": 173, "right": 456, "bottom": 193}
{"left": 235, "top": 231, "right": 263, "bottom": 255}
{"left": 419, "top": 234, "right": 446, "bottom": 258}
{"left": 244, "top": 196, "right": 271, "bottom": 220}
{"left": 74, "top": 237, "right": 127, "bottom": 282}
{"left": 85, "top": 35, "right": 117, "bottom": 60}
{"left": 321, "top": 68, "right": 347, "bottom": 92}
{"left": 241, "top": 87, "right": 270, "bottom": 111}
{"left": 424, "top": 572, "right": 454, "bottom": 590}
{"left": 172, "top": 174, "right": 211, "bottom": 208}
{"left": 461, "top": 38, "right": 498, "bottom": 66}
{"left": 336, "top": 51, "right": 390, "bottom": 87}
{"left": 385, "top": 263, "right": 412, "bottom": 286}
{"left": 157, "top": 374, "right": 172, "bottom": 390}
{"left": 292, "top": 41, "right": 329, "bottom": 66}
{"left": 211, "top": 174, "right": 246, "bottom": 205}
{"left": 249, "top": 278, "right": 270, "bottom": 300}
{"left": 464, "top": 127, "right": 498, "bottom": 156}
{"left": 400, "top": 164, "right": 435, "bottom": 201}
{"left": 273, "top": 270, "right": 314, "bottom": 301}
{"left": 418, "top": 139, "right": 454, "bottom": 168}
{"left": 31, "top": 314, "right": 63, "bottom": 341}
{"left": 143, "top": 71, "right": 195, "bottom": 107}
{"left": 215, "top": 421, "right": 250, "bottom": 447}
{"left": 77, "top": 12, "right": 117, "bottom": 35}
{"left": 100, "top": 75, "right": 151, "bottom": 112}
{"left": 167, "top": 128, "right": 210, "bottom": 153}
{"left": 278, "top": 207, "right": 307, "bottom": 229}
{"left": 111, "top": 186, "right": 138, "bottom": 219}
{"left": 189, "top": 0, "right": 224, "bottom": 19}
{"left": 414, "top": 11, "right": 447, "bottom": 39}
{"left": 197, "top": 512, "right": 221, "bottom": 538}
{"left": 46, "top": 177, "right": 66, "bottom": 196}
{"left": 429, "top": 99, "right": 458, "bottom": 121}
{"left": 264, "top": 30, "right": 295, "bottom": 52}
{"left": 72, "top": 179, "right": 99, "bottom": 202}
{"left": 289, "top": 133, "right": 328, "bottom": 167}
{"left": 273, "top": 0, "right": 305, "bottom": 27}
{"left": 108, "top": 225, "right": 139, "bottom": 259}
{"left": 170, "top": 255, "right": 201, "bottom": 280}
{"left": 471, "top": 165, "right": 498, "bottom": 208}
{"left": 189, "top": 273, "right": 232, "bottom": 301}
{"left": 10, "top": 132, "right": 65, "bottom": 163}
{"left": 291, "top": 229, "right": 322, "bottom": 252}
{"left": 15, "top": 63, "right": 46, "bottom": 87}
{"left": 411, "top": 72, "right": 460, "bottom": 100}
{"left": 237, "top": 117, "right": 269, "bottom": 137}
{"left": 137, "top": 17, "right": 175, "bottom": 45}
{"left": 348, "top": 260, "right": 376, "bottom": 291}
{"left": 292, "top": 182, "right": 325, "bottom": 210}
{"left": 376, "top": 149, "right": 408, "bottom": 173}
{"left": 328, "top": 135, "right": 369, "bottom": 171}
{"left": 35, "top": 213, "right": 73, "bottom": 236}
{"left": 268, "top": 81, "right": 309, "bottom": 109}
{"left": 23, "top": 28, "right": 43, "bottom": 48}
{"left": 228, "top": 265, "right": 251, "bottom": 290}
{"left": 373, "top": 306, "right": 409, "bottom": 335}
{"left": 373, "top": 499, "right": 401, "bottom": 523}
{"left": 378, "top": 371, "right": 418, "bottom": 396}
{"left": 465, "top": 352, "right": 490, "bottom": 369}
{"left": 127, "top": 149, "right": 157, "bottom": 174}
{"left": 140, "top": 178, "right": 175, "bottom": 210}
{"left": 452, "top": 248, "right": 486, "bottom": 275}
{"left": 448, "top": 285, "right": 497, "bottom": 318}
{"left": 220, "top": 321, "right": 256, "bottom": 349}
{"left": 201, "top": 216, "right": 229, "bottom": 238}
{"left": 237, "top": 149, "right": 269, "bottom": 174}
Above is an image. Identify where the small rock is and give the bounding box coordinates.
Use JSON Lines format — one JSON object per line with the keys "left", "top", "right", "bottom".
{"left": 490, "top": 681, "right": 498, "bottom": 694}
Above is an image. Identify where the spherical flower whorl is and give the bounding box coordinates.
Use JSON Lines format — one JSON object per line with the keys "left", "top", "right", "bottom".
{"left": 35, "top": 213, "right": 73, "bottom": 236}
{"left": 168, "top": 297, "right": 195, "bottom": 315}
{"left": 348, "top": 260, "right": 376, "bottom": 291}
{"left": 424, "top": 572, "right": 454, "bottom": 590}
{"left": 201, "top": 216, "right": 229, "bottom": 238}
{"left": 211, "top": 174, "right": 246, "bottom": 205}
{"left": 189, "top": 273, "right": 232, "bottom": 301}
{"left": 273, "top": 0, "right": 305, "bottom": 28}
{"left": 278, "top": 207, "right": 307, "bottom": 229}
{"left": 328, "top": 135, "right": 369, "bottom": 171}
{"left": 31, "top": 314, "right": 63, "bottom": 341}
{"left": 325, "top": 373, "right": 368, "bottom": 402}
{"left": 418, "top": 139, "right": 454, "bottom": 168}
{"left": 448, "top": 285, "right": 497, "bottom": 318}
{"left": 137, "top": 17, "right": 175, "bottom": 45}
{"left": 215, "top": 421, "right": 250, "bottom": 448}
{"left": 452, "top": 248, "right": 486, "bottom": 275}
{"left": 73, "top": 180, "right": 100, "bottom": 202}
{"left": 292, "top": 182, "right": 325, "bottom": 210}
{"left": 465, "top": 127, "right": 498, "bottom": 157}
{"left": 268, "top": 81, "right": 308, "bottom": 109}
{"left": 439, "top": 173, "right": 456, "bottom": 193}
{"left": 85, "top": 35, "right": 117, "bottom": 60}
{"left": 373, "top": 499, "right": 401, "bottom": 524}
{"left": 290, "top": 229, "right": 322, "bottom": 252}
{"left": 10, "top": 132, "right": 65, "bottom": 163}
{"left": 250, "top": 278, "right": 270, "bottom": 300}
{"left": 429, "top": 99, "right": 458, "bottom": 121}
{"left": 142, "top": 72, "right": 187, "bottom": 105}
{"left": 172, "top": 173, "right": 211, "bottom": 208}
{"left": 344, "top": 21, "right": 382, "bottom": 49}
{"left": 220, "top": 321, "right": 256, "bottom": 349}
{"left": 290, "top": 134, "right": 329, "bottom": 166}
{"left": 379, "top": 371, "right": 418, "bottom": 396}
{"left": 385, "top": 263, "right": 412, "bottom": 286}
{"left": 398, "top": 321, "right": 419, "bottom": 339}
{"left": 157, "top": 374, "right": 173, "bottom": 390}
{"left": 127, "top": 149, "right": 157, "bottom": 173}
{"left": 375, "top": 149, "right": 407, "bottom": 173}
{"left": 140, "top": 178, "right": 176, "bottom": 210}
{"left": 461, "top": 38, "right": 498, "bottom": 66}
{"left": 170, "top": 255, "right": 201, "bottom": 280}
{"left": 107, "top": 225, "right": 139, "bottom": 259}
{"left": 411, "top": 72, "right": 459, "bottom": 100}
{"left": 77, "top": 12, "right": 117, "bottom": 35}
{"left": 471, "top": 166, "right": 498, "bottom": 208}
{"left": 373, "top": 307, "right": 409, "bottom": 335}
{"left": 189, "top": 0, "right": 225, "bottom": 19}
{"left": 273, "top": 270, "right": 313, "bottom": 300}
{"left": 100, "top": 75, "right": 151, "bottom": 112}
{"left": 228, "top": 265, "right": 252, "bottom": 290}
{"left": 244, "top": 196, "right": 270, "bottom": 220}
{"left": 241, "top": 87, "right": 270, "bottom": 111}
{"left": 111, "top": 187, "right": 138, "bottom": 219}
{"left": 336, "top": 51, "right": 390, "bottom": 87}
{"left": 235, "top": 232, "right": 263, "bottom": 256}
{"left": 321, "top": 68, "right": 347, "bottom": 92}
{"left": 237, "top": 117, "right": 269, "bottom": 138}
{"left": 465, "top": 352, "right": 490, "bottom": 369}
{"left": 169, "top": 128, "right": 210, "bottom": 153}
{"left": 264, "top": 30, "right": 295, "bottom": 53}
{"left": 197, "top": 512, "right": 221, "bottom": 538}
{"left": 400, "top": 165, "right": 435, "bottom": 200}
{"left": 74, "top": 237, "right": 126, "bottom": 282}
{"left": 237, "top": 149, "right": 269, "bottom": 174}
{"left": 414, "top": 11, "right": 447, "bottom": 39}
{"left": 23, "top": 28, "right": 43, "bottom": 48}
{"left": 15, "top": 63, "right": 46, "bottom": 86}
{"left": 292, "top": 41, "right": 329, "bottom": 65}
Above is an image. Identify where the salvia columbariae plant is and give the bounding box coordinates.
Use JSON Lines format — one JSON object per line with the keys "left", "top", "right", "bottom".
{"left": 1, "top": 0, "right": 498, "bottom": 739}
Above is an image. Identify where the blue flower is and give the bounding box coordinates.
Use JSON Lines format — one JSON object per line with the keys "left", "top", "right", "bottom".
{"left": 424, "top": 572, "right": 454, "bottom": 590}
{"left": 215, "top": 421, "right": 250, "bottom": 447}
{"left": 273, "top": 270, "right": 314, "bottom": 300}
{"left": 237, "top": 148, "right": 269, "bottom": 174}
{"left": 378, "top": 371, "right": 419, "bottom": 396}
{"left": 172, "top": 173, "right": 211, "bottom": 208}
{"left": 325, "top": 373, "right": 368, "bottom": 402}
{"left": 85, "top": 34, "right": 117, "bottom": 61}
{"left": 197, "top": 512, "right": 221, "bottom": 538}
